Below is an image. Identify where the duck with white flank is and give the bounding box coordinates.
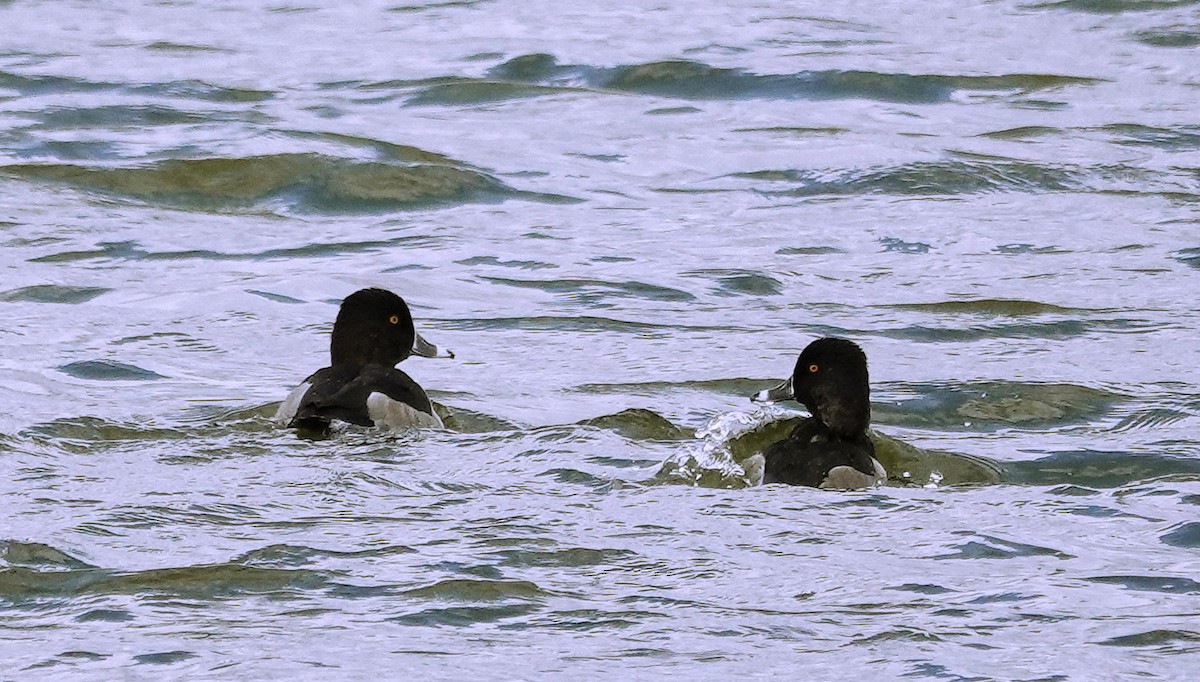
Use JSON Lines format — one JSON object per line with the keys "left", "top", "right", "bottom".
{"left": 750, "top": 337, "right": 886, "bottom": 489}
{"left": 277, "top": 288, "right": 452, "bottom": 433}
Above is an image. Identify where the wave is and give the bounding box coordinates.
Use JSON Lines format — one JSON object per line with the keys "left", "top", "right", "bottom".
{"left": 392, "top": 54, "right": 1100, "bottom": 106}
{"left": 2, "top": 153, "right": 576, "bottom": 212}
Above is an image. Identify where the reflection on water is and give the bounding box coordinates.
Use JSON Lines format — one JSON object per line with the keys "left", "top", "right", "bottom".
{"left": 3, "top": 0, "right": 1200, "bottom": 678}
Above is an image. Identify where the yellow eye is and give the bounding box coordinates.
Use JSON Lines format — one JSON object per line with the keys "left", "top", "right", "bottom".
{"left": 808, "top": 363, "right": 819, "bottom": 373}
{"left": 388, "top": 315, "right": 399, "bottom": 325}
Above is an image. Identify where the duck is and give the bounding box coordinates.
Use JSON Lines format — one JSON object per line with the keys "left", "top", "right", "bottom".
{"left": 276, "top": 288, "right": 451, "bottom": 433}
{"left": 749, "top": 337, "right": 886, "bottom": 489}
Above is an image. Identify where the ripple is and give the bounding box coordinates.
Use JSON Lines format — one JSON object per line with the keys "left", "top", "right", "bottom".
{"left": 76, "top": 608, "right": 135, "bottom": 622}
{"left": 3, "top": 153, "right": 575, "bottom": 212}
{"left": 0, "top": 70, "right": 271, "bottom": 102}
{"left": 577, "top": 409, "right": 694, "bottom": 440}
{"left": 1005, "top": 451, "right": 1200, "bottom": 487}
{"left": 479, "top": 276, "right": 695, "bottom": 303}
{"left": 1034, "top": 0, "right": 1200, "bottom": 14}
{"left": 235, "top": 543, "right": 416, "bottom": 568}
{"left": 489, "top": 547, "right": 636, "bottom": 568}
{"left": 728, "top": 158, "right": 1086, "bottom": 196}
{"left": 1097, "top": 629, "right": 1200, "bottom": 648}
{"left": 874, "top": 381, "right": 1124, "bottom": 430}
{"left": 391, "top": 603, "right": 541, "bottom": 626}
{"left": 1160, "top": 522, "right": 1200, "bottom": 548}
{"left": 1, "top": 541, "right": 94, "bottom": 570}
{"left": 0, "top": 285, "right": 110, "bottom": 304}
{"left": 682, "top": 269, "right": 783, "bottom": 296}
{"left": 401, "top": 578, "right": 548, "bottom": 601}
{"left": 1086, "top": 575, "right": 1200, "bottom": 593}
{"left": 1174, "top": 247, "right": 1200, "bottom": 268}
{"left": 57, "top": 360, "right": 165, "bottom": 381}
{"left": 884, "top": 298, "right": 1095, "bottom": 316}
{"left": 133, "top": 651, "right": 196, "bottom": 665}
{"left": 30, "top": 236, "right": 445, "bottom": 264}
{"left": 932, "top": 534, "right": 1073, "bottom": 560}
{"left": 477, "top": 54, "right": 1100, "bottom": 104}
{"left": 0, "top": 562, "right": 330, "bottom": 602}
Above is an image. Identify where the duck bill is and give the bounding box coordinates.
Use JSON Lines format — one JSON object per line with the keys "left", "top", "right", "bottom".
{"left": 411, "top": 331, "right": 455, "bottom": 359}
{"left": 751, "top": 377, "right": 793, "bottom": 404}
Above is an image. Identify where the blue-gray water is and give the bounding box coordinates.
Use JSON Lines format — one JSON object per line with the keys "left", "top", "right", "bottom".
{"left": 3, "top": 0, "right": 1200, "bottom": 678}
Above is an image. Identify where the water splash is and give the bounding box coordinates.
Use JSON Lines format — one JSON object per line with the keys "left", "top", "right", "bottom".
{"left": 657, "top": 405, "right": 793, "bottom": 487}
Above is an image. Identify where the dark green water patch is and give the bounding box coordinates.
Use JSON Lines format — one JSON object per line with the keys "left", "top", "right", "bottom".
{"left": 235, "top": 543, "right": 417, "bottom": 568}
{"left": 0, "top": 70, "right": 271, "bottom": 102}
{"left": 883, "top": 298, "right": 1096, "bottom": 316}
{"left": 539, "top": 468, "right": 618, "bottom": 490}
{"left": 1033, "top": 0, "right": 1200, "bottom": 14}
{"left": 1160, "top": 522, "right": 1200, "bottom": 548}
{"left": 0, "top": 285, "right": 110, "bottom": 304}
{"left": 391, "top": 602, "right": 541, "bottom": 626}
{"left": 734, "top": 126, "right": 849, "bottom": 136}
{"left": 1174, "top": 247, "right": 1200, "bottom": 268}
{"left": 994, "top": 243, "right": 1066, "bottom": 254}
{"left": 932, "top": 534, "right": 1072, "bottom": 560}
{"left": 874, "top": 381, "right": 1124, "bottom": 430}
{"left": 133, "top": 651, "right": 196, "bottom": 665}
{"left": 22, "top": 417, "right": 189, "bottom": 453}
{"left": 879, "top": 237, "right": 931, "bottom": 253}
{"left": 1097, "top": 629, "right": 1200, "bottom": 648}
{"left": 869, "top": 316, "right": 1154, "bottom": 343}
{"left": 682, "top": 269, "right": 783, "bottom": 296}
{"left": 385, "top": 55, "right": 1102, "bottom": 108}
{"left": 578, "top": 408, "right": 695, "bottom": 440}
{"left": 58, "top": 360, "right": 165, "bottom": 381}
{"left": 457, "top": 255, "right": 558, "bottom": 270}
{"left": 490, "top": 547, "right": 637, "bottom": 568}
{"left": 731, "top": 159, "right": 1085, "bottom": 196}
{"left": 1101, "top": 124, "right": 1200, "bottom": 150}
{"left": 436, "top": 404, "right": 521, "bottom": 433}
{"left": 1111, "top": 407, "right": 1193, "bottom": 432}
{"left": 1086, "top": 575, "right": 1200, "bottom": 594}
{"left": 477, "top": 55, "right": 1100, "bottom": 104}
{"left": 775, "top": 246, "right": 846, "bottom": 255}
{"left": 441, "top": 315, "right": 699, "bottom": 334}
{"left": 406, "top": 79, "right": 582, "bottom": 106}
{"left": 401, "top": 578, "right": 548, "bottom": 601}
{"left": 1, "top": 541, "right": 95, "bottom": 570}
{"left": 479, "top": 276, "right": 696, "bottom": 303}
{"left": 35, "top": 104, "right": 215, "bottom": 130}
{"left": 575, "top": 378, "right": 771, "bottom": 398}
{"left": 144, "top": 41, "right": 234, "bottom": 53}
{"left": 1003, "top": 450, "right": 1200, "bottom": 488}
{"left": 0, "top": 562, "right": 330, "bottom": 603}
{"left": 1132, "top": 29, "right": 1200, "bottom": 48}
{"left": 31, "top": 236, "right": 444, "bottom": 264}
{"left": 978, "top": 125, "right": 1062, "bottom": 140}
{"left": 76, "top": 608, "right": 135, "bottom": 622}
{"left": 2, "top": 153, "right": 571, "bottom": 212}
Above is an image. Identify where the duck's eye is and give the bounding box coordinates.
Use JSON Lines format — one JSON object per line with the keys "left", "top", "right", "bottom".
{"left": 808, "top": 363, "right": 819, "bottom": 373}
{"left": 388, "top": 315, "right": 400, "bottom": 325}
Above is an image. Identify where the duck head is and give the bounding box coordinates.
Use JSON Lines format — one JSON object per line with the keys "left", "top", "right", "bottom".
{"left": 753, "top": 337, "right": 871, "bottom": 436}
{"left": 329, "top": 288, "right": 450, "bottom": 367}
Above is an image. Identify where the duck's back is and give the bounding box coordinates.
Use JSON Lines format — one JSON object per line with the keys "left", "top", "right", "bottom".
{"left": 279, "top": 364, "right": 441, "bottom": 431}
{"left": 763, "top": 418, "right": 882, "bottom": 488}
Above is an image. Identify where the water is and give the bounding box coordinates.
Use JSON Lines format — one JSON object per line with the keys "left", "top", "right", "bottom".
{"left": 3, "top": 0, "right": 1200, "bottom": 678}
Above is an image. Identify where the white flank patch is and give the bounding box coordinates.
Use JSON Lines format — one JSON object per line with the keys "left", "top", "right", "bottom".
{"left": 275, "top": 382, "right": 311, "bottom": 423}
{"left": 366, "top": 392, "right": 444, "bottom": 430}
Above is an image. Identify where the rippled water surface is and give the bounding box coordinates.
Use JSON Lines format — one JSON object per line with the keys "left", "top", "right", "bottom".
{"left": 3, "top": 0, "right": 1200, "bottom": 678}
